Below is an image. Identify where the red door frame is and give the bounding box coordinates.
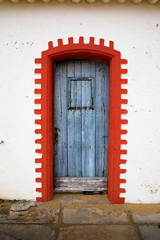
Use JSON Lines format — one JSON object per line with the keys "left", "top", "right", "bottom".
{"left": 34, "top": 37, "right": 128, "bottom": 204}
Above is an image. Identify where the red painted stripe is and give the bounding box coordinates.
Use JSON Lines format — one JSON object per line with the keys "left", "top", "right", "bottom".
{"left": 121, "top": 140, "right": 127, "bottom": 144}
{"left": 120, "top": 179, "right": 126, "bottom": 183}
{"left": 120, "top": 169, "right": 127, "bottom": 174}
{"left": 58, "top": 39, "right": 63, "bottom": 46}
{"left": 121, "top": 119, "right": 128, "bottom": 124}
{"left": 121, "top": 109, "right": 128, "bottom": 114}
{"left": 68, "top": 37, "right": 74, "bottom": 44}
{"left": 35, "top": 68, "right": 42, "bottom": 74}
{"left": 120, "top": 188, "right": 126, "bottom": 193}
{"left": 120, "top": 159, "right": 127, "bottom": 164}
{"left": 120, "top": 149, "right": 127, "bottom": 155}
{"left": 121, "top": 69, "right": 128, "bottom": 74}
{"left": 34, "top": 109, "right": 41, "bottom": 115}
{"left": 35, "top": 119, "right": 42, "bottom": 124}
{"left": 35, "top": 158, "right": 42, "bottom": 163}
{"left": 35, "top": 139, "right": 42, "bottom": 144}
{"left": 35, "top": 79, "right": 42, "bottom": 84}
{"left": 35, "top": 149, "right": 42, "bottom": 153}
{"left": 121, "top": 79, "right": 128, "bottom": 84}
{"left": 89, "top": 37, "right": 95, "bottom": 44}
{"left": 79, "top": 36, "right": 84, "bottom": 44}
{"left": 36, "top": 197, "right": 43, "bottom": 201}
{"left": 34, "top": 89, "right": 41, "bottom": 94}
{"left": 35, "top": 168, "right": 42, "bottom": 173}
{"left": 35, "top": 129, "right": 41, "bottom": 134}
{"left": 121, "top": 59, "right": 128, "bottom": 64}
{"left": 121, "top": 89, "right": 128, "bottom": 94}
{"left": 35, "top": 58, "right": 42, "bottom": 64}
{"left": 34, "top": 99, "right": 41, "bottom": 104}
{"left": 99, "top": 39, "right": 104, "bottom": 46}
{"left": 36, "top": 178, "right": 42, "bottom": 183}
{"left": 48, "top": 41, "right": 53, "bottom": 49}
{"left": 36, "top": 188, "right": 42, "bottom": 192}
{"left": 118, "top": 197, "right": 125, "bottom": 203}
{"left": 121, "top": 99, "right": 128, "bottom": 104}
{"left": 109, "top": 41, "right": 114, "bottom": 48}
{"left": 121, "top": 129, "right": 128, "bottom": 134}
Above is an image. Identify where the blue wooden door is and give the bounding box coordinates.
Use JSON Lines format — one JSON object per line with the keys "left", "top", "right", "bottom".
{"left": 54, "top": 59, "right": 109, "bottom": 191}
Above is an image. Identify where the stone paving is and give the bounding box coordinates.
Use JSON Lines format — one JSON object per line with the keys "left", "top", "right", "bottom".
{"left": 0, "top": 194, "right": 160, "bottom": 240}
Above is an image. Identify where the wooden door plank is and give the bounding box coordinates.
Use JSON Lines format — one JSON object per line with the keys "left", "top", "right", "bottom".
{"left": 82, "top": 60, "right": 89, "bottom": 177}
{"left": 82, "top": 60, "right": 95, "bottom": 177}
{"left": 74, "top": 60, "right": 82, "bottom": 176}
{"left": 95, "top": 61, "right": 104, "bottom": 177}
{"left": 55, "top": 177, "right": 108, "bottom": 192}
{"left": 61, "top": 62, "right": 68, "bottom": 177}
{"left": 68, "top": 60, "right": 76, "bottom": 177}
{"left": 87, "top": 109, "right": 95, "bottom": 177}
{"left": 54, "top": 62, "right": 63, "bottom": 177}
{"left": 88, "top": 61, "right": 96, "bottom": 177}
{"left": 103, "top": 64, "right": 109, "bottom": 177}
{"left": 54, "top": 62, "right": 68, "bottom": 177}
{"left": 95, "top": 62, "right": 109, "bottom": 177}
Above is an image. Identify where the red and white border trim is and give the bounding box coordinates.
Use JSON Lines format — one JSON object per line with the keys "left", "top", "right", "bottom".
{"left": 34, "top": 37, "right": 128, "bottom": 204}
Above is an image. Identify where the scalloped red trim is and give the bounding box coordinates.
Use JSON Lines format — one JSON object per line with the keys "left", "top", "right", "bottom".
{"left": 34, "top": 37, "right": 128, "bottom": 204}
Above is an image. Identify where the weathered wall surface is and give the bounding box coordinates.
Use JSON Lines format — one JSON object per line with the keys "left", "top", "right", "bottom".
{"left": 0, "top": 2, "right": 160, "bottom": 203}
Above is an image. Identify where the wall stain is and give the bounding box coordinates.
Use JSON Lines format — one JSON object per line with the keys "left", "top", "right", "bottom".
{"left": 142, "top": 184, "right": 159, "bottom": 195}
{"left": 6, "top": 41, "right": 34, "bottom": 50}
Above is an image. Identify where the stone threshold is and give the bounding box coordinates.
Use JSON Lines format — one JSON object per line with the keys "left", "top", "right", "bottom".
{"left": 0, "top": 193, "right": 160, "bottom": 240}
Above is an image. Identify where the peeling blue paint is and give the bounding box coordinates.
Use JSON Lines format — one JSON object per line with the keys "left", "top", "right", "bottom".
{"left": 54, "top": 59, "right": 109, "bottom": 178}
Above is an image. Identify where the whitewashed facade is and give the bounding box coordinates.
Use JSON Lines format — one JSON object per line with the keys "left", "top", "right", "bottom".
{"left": 0, "top": 1, "right": 160, "bottom": 203}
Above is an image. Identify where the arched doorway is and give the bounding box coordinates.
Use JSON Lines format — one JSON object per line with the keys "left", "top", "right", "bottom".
{"left": 34, "top": 37, "right": 128, "bottom": 204}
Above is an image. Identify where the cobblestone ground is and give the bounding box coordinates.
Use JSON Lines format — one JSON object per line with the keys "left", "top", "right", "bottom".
{"left": 0, "top": 194, "right": 160, "bottom": 240}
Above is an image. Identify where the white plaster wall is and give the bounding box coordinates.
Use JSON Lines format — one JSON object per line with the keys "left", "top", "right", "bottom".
{"left": 0, "top": 2, "right": 160, "bottom": 202}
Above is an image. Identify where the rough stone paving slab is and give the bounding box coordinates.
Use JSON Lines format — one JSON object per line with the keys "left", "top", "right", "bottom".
{"left": 0, "top": 208, "right": 60, "bottom": 224}
{"left": 57, "top": 225, "right": 139, "bottom": 240}
{"left": 15, "top": 207, "right": 60, "bottom": 224}
{"left": 138, "top": 225, "right": 160, "bottom": 240}
{"left": 61, "top": 197, "right": 110, "bottom": 204}
{"left": 0, "top": 200, "right": 60, "bottom": 224}
{"left": 0, "top": 202, "right": 11, "bottom": 222}
{"left": 132, "top": 213, "right": 160, "bottom": 224}
{"left": 62, "top": 207, "right": 128, "bottom": 224}
{"left": 0, "top": 224, "right": 56, "bottom": 240}
{"left": 10, "top": 201, "right": 35, "bottom": 212}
